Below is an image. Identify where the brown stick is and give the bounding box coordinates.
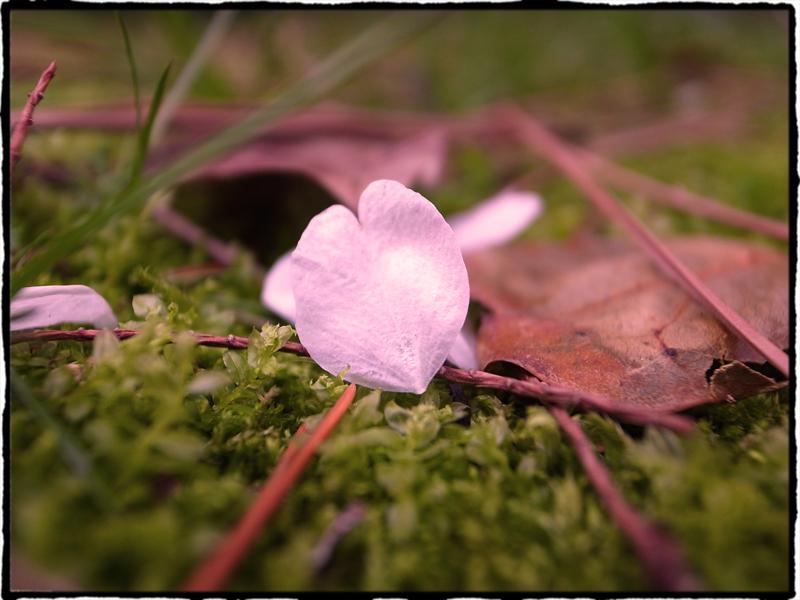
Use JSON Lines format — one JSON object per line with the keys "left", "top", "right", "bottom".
{"left": 181, "top": 383, "right": 357, "bottom": 591}
{"left": 436, "top": 366, "right": 691, "bottom": 432}
{"left": 11, "top": 62, "right": 57, "bottom": 170}
{"left": 581, "top": 151, "right": 789, "bottom": 240}
{"left": 11, "top": 328, "right": 693, "bottom": 433}
{"left": 508, "top": 107, "right": 789, "bottom": 377}
{"left": 586, "top": 108, "right": 746, "bottom": 157}
{"left": 550, "top": 406, "right": 702, "bottom": 591}
{"left": 310, "top": 502, "right": 367, "bottom": 573}
{"left": 151, "top": 204, "right": 260, "bottom": 271}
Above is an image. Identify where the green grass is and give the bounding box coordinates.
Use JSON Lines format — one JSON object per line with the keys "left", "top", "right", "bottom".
{"left": 9, "top": 9, "right": 790, "bottom": 592}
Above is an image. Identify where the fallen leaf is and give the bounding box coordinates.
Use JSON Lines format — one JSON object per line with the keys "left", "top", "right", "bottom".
{"left": 177, "top": 128, "right": 447, "bottom": 209}
{"left": 23, "top": 102, "right": 450, "bottom": 209}
{"left": 466, "top": 236, "right": 788, "bottom": 411}
{"left": 292, "top": 180, "right": 469, "bottom": 393}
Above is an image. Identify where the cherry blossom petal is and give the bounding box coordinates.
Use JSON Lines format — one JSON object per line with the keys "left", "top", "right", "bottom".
{"left": 11, "top": 285, "right": 117, "bottom": 331}
{"left": 261, "top": 187, "right": 544, "bottom": 373}
{"left": 448, "top": 189, "right": 542, "bottom": 254}
{"left": 447, "top": 328, "right": 479, "bottom": 370}
{"left": 291, "top": 180, "right": 469, "bottom": 393}
{"left": 261, "top": 251, "right": 296, "bottom": 322}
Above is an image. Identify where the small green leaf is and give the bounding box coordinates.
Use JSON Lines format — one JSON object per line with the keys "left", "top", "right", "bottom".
{"left": 132, "top": 294, "right": 167, "bottom": 319}
{"left": 387, "top": 501, "right": 417, "bottom": 542}
{"left": 92, "top": 329, "right": 121, "bottom": 362}
{"left": 222, "top": 351, "right": 248, "bottom": 384}
{"left": 187, "top": 371, "right": 231, "bottom": 395}
{"left": 351, "top": 390, "right": 383, "bottom": 428}
{"left": 384, "top": 401, "right": 412, "bottom": 435}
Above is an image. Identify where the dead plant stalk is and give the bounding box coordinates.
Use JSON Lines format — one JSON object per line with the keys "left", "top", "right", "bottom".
{"left": 11, "top": 62, "right": 57, "bottom": 169}
{"left": 12, "top": 328, "right": 694, "bottom": 433}
{"left": 549, "top": 406, "right": 702, "bottom": 591}
{"left": 180, "top": 383, "right": 357, "bottom": 591}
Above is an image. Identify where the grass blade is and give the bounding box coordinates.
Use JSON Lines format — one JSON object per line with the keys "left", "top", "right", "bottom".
{"left": 12, "top": 11, "right": 443, "bottom": 294}
{"left": 151, "top": 10, "right": 237, "bottom": 145}
{"left": 181, "top": 384, "right": 358, "bottom": 591}
{"left": 117, "top": 12, "right": 141, "bottom": 129}
{"left": 127, "top": 62, "right": 172, "bottom": 187}
{"left": 10, "top": 370, "right": 114, "bottom": 507}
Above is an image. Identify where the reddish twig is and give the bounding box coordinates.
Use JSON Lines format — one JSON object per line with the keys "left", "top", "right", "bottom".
{"left": 437, "top": 366, "right": 692, "bottom": 433}
{"left": 181, "top": 383, "right": 357, "bottom": 591}
{"left": 580, "top": 151, "right": 789, "bottom": 240}
{"left": 11, "top": 62, "right": 57, "bottom": 170}
{"left": 11, "top": 328, "right": 693, "bottom": 433}
{"left": 508, "top": 107, "right": 789, "bottom": 377}
{"left": 273, "top": 423, "right": 309, "bottom": 474}
{"left": 151, "top": 204, "right": 265, "bottom": 276}
{"left": 550, "top": 406, "right": 702, "bottom": 591}
{"left": 586, "top": 107, "right": 746, "bottom": 157}
{"left": 310, "top": 502, "right": 367, "bottom": 573}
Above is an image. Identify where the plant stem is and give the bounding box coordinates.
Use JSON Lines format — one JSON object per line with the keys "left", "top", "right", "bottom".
{"left": 310, "top": 502, "right": 367, "bottom": 573}
{"left": 151, "top": 10, "right": 237, "bottom": 145}
{"left": 550, "top": 406, "right": 702, "bottom": 591}
{"left": 580, "top": 150, "right": 788, "bottom": 240}
{"left": 150, "top": 203, "right": 261, "bottom": 274}
{"left": 12, "top": 328, "right": 695, "bottom": 433}
{"left": 11, "top": 62, "right": 57, "bottom": 170}
{"left": 180, "top": 383, "right": 357, "bottom": 591}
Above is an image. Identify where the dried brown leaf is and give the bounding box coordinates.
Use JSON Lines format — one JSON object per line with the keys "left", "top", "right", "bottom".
{"left": 23, "top": 103, "right": 449, "bottom": 208}
{"left": 467, "top": 236, "right": 788, "bottom": 411}
{"left": 173, "top": 128, "right": 447, "bottom": 209}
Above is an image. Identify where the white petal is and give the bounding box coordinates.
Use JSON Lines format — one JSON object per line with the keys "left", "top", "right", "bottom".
{"left": 447, "top": 327, "right": 479, "bottom": 370}
{"left": 448, "top": 189, "right": 543, "bottom": 254}
{"left": 11, "top": 285, "right": 118, "bottom": 331}
{"left": 261, "top": 251, "right": 296, "bottom": 322}
{"left": 292, "top": 179, "right": 469, "bottom": 393}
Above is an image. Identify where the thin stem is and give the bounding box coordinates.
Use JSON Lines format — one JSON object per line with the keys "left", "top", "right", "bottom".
{"left": 180, "top": 383, "right": 357, "bottom": 591}
{"left": 10, "top": 369, "right": 113, "bottom": 507}
{"left": 310, "top": 502, "right": 367, "bottom": 573}
{"left": 508, "top": 107, "right": 789, "bottom": 377}
{"left": 12, "top": 328, "right": 694, "bottom": 433}
{"left": 437, "top": 366, "right": 692, "bottom": 432}
{"left": 550, "top": 406, "right": 702, "bottom": 591}
{"left": 150, "top": 203, "right": 265, "bottom": 276}
{"left": 117, "top": 13, "right": 141, "bottom": 129}
{"left": 151, "top": 10, "right": 237, "bottom": 145}
{"left": 11, "top": 62, "right": 57, "bottom": 170}
{"left": 580, "top": 150, "right": 788, "bottom": 240}
{"left": 587, "top": 106, "right": 745, "bottom": 157}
